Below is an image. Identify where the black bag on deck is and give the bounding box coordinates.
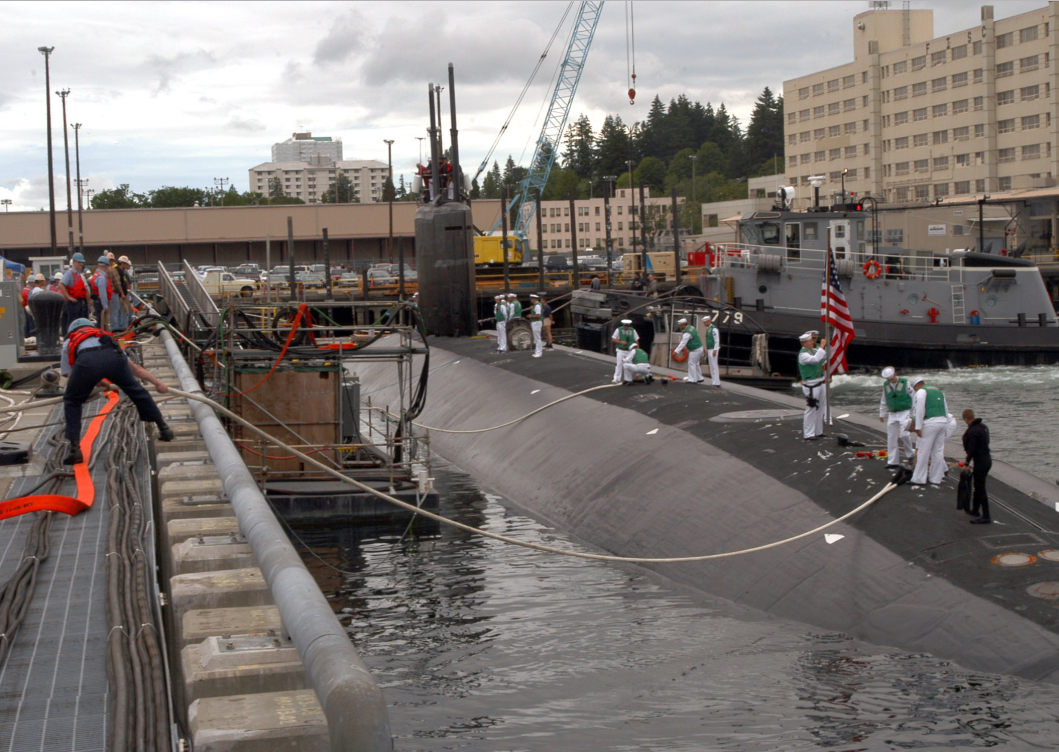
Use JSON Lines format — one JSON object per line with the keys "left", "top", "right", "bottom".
{"left": 956, "top": 469, "right": 973, "bottom": 511}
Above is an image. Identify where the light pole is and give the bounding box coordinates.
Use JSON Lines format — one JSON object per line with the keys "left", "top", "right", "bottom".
{"left": 1, "top": 200, "right": 11, "bottom": 212}
{"left": 38, "top": 46, "right": 57, "bottom": 254}
{"left": 57, "top": 88, "right": 74, "bottom": 256}
{"left": 384, "top": 139, "right": 395, "bottom": 276}
{"left": 214, "top": 177, "right": 229, "bottom": 206}
{"left": 840, "top": 167, "right": 849, "bottom": 205}
{"left": 626, "top": 159, "right": 635, "bottom": 253}
{"left": 603, "top": 175, "right": 616, "bottom": 284}
{"left": 72, "top": 123, "right": 84, "bottom": 252}
{"left": 415, "top": 136, "right": 425, "bottom": 166}
{"left": 689, "top": 154, "right": 698, "bottom": 204}
{"left": 84, "top": 188, "right": 94, "bottom": 209}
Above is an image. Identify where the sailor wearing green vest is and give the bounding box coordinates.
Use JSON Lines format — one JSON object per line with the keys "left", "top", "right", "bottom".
{"left": 526, "top": 293, "right": 544, "bottom": 357}
{"left": 506, "top": 293, "right": 522, "bottom": 319}
{"left": 910, "top": 376, "right": 952, "bottom": 485}
{"left": 494, "top": 295, "right": 509, "bottom": 352}
{"left": 797, "top": 330, "right": 828, "bottom": 439}
{"left": 674, "top": 317, "right": 704, "bottom": 383}
{"left": 703, "top": 313, "right": 721, "bottom": 387}
{"left": 611, "top": 318, "right": 639, "bottom": 384}
{"left": 622, "top": 342, "right": 654, "bottom": 384}
{"left": 878, "top": 366, "right": 914, "bottom": 467}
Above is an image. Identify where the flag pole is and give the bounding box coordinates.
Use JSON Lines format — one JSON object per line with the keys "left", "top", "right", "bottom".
{"left": 824, "top": 227, "right": 833, "bottom": 430}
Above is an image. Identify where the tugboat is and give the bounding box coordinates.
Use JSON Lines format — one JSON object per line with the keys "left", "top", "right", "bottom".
{"left": 573, "top": 190, "right": 1058, "bottom": 377}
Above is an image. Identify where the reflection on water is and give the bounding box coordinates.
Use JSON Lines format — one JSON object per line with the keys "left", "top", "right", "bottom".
{"left": 803, "top": 366, "right": 1059, "bottom": 482}
{"left": 294, "top": 462, "right": 1059, "bottom": 750}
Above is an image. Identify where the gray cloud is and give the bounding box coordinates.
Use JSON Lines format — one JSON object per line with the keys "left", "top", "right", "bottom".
{"left": 144, "top": 49, "right": 218, "bottom": 95}
{"left": 226, "top": 116, "right": 265, "bottom": 133}
{"left": 313, "top": 9, "right": 371, "bottom": 65}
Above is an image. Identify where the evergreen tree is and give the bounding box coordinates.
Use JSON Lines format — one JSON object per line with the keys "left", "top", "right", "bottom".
{"left": 594, "top": 115, "right": 631, "bottom": 180}
{"left": 481, "top": 160, "right": 502, "bottom": 199}
{"left": 562, "top": 114, "right": 596, "bottom": 179}
{"left": 745, "top": 86, "right": 784, "bottom": 174}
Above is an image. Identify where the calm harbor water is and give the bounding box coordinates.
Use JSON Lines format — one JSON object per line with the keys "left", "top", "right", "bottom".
{"left": 821, "top": 365, "right": 1059, "bottom": 483}
{"left": 296, "top": 459, "right": 1059, "bottom": 751}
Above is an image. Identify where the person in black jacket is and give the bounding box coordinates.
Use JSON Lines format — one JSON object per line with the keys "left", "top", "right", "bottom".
{"left": 962, "top": 408, "right": 992, "bottom": 524}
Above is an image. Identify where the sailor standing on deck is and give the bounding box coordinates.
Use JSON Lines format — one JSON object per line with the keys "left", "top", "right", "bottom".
{"left": 798, "top": 331, "right": 828, "bottom": 440}
{"left": 909, "top": 376, "right": 951, "bottom": 485}
{"left": 878, "top": 366, "right": 915, "bottom": 467}
{"left": 526, "top": 293, "right": 544, "bottom": 357}
{"left": 506, "top": 293, "right": 522, "bottom": 320}
{"left": 704, "top": 313, "right": 721, "bottom": 387}
{"left": 494, "top": 294, "right": 508, "bottom": 352}
{"left": 673, "top": 317, "right": 704, "bottom": 384}
{"left": 611, "top": 319, "right": 639, "bottom": 384}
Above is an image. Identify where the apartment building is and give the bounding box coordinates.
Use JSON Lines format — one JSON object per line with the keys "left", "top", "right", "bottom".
{"left": 271, "top": 132, "right": 343, "bottom": 163}
{"left": 523, "top": 188, "right": 681, "bottom": 253}
{"left": 783, "top": 3, "right": 1059, "bottom": 208}
{"left": 247, "top": 158, "right": 390, "bottom": 204}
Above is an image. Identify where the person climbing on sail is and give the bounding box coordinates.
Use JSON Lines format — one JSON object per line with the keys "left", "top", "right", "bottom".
{"left": 798, "top": 331, "right": 827, "bottom": 440}
{"left": 673, "top": 317, "right": 703, "bottom": 384}
{"left": 611, "top": 319, "right": 639, "bottom": 384}
{"left": 878, "top": 366, "right": 915, "bottom": 468}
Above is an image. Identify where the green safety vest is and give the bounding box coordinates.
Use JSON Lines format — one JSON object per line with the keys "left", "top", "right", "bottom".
{"left": 526, "top": 302, "right": 542, "bottom": 321}
{"left": 705, "top": 325, "right": 717, "bottom": 350}
{"left": 798, "top": 347, "right": 824, "bottom": 382}
{"left": 510, "top": 301, "right": 522, "bottom": 318}
{"left": 683, "top": 325, "right": 702, "bottom": 351}
{"left": 495, "top": 303, "right": 506, "bottom": 323}
{"left": 883, "top": 377, "right": 912, "bottom": 412}
{"left": 614, "top": 326, "right": 636, "bottom": 350}
{"left": 923, "top": 386, "right": 946, "bottom": 419}
{"left": 631, "top": 348, "right": 649, "bottom": 365}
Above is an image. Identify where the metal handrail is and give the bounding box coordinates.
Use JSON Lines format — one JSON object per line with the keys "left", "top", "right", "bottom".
{"left": 181, "top": 259, "right": 221, "bottom": 327}
{"left": 157, "top": 263, "right": 188, "bottom": 325}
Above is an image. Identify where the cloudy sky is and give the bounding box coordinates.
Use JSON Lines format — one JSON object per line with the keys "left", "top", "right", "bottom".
{"left": 0, "top": 0, "right": 1042, "bottom": 211}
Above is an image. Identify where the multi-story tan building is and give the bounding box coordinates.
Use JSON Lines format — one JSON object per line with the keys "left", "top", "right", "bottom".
{"left": 783, "top": 3, "right": 1059, "bottom": 208}
{"left": 524, "top": 188, "right": 681, "bottom": 253}
{"left": 247, "top": 157, "right": 390, "bottom": 204}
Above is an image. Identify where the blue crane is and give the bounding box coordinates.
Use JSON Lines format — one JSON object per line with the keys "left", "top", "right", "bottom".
{"left": 489, "top": 1, "right": 604, "bottom": 241}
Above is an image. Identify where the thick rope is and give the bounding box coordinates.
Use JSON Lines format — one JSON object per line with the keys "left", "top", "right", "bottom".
{"left": 170, "top": 388, "right": 896, "bottom": 564}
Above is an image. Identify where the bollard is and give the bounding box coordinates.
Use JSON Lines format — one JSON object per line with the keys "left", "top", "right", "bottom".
{"left": 28, "top": 290, "right": 65, "bottom": 357}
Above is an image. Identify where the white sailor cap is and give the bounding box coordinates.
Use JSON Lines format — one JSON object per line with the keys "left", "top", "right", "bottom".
{"left": 495, "top": 294, "right": 503, "bottom": 299}
{"left": 677, "top": 317, "right": 688, "bottom": 325}
{"left": 798, "top": 331, "right": 816, "bottom": 341}
{"left": 629, "top": 342, "right": 638, "bottom": 349}
{"left": 620, "top": 318, "right": 632, "bottom": 325}
{"left": 530, "top": 293, "right": 539, "bottom": 298}
{"left": 507, "top": 293, "right": 517, "bottom": 298}
{"left": 911, "top": 375, "right": 926, "bottom": 387}
{"left": 881, "top": 366, "right": 895, "bottom": 379}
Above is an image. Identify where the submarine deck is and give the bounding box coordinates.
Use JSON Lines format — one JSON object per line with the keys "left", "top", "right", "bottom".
{"left": 428, "top": 335, "right": 1059, "bottom": 671}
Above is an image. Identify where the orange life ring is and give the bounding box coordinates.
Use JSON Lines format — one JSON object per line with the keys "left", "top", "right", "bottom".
{"left": 863, "top": 259, "right": 882, "bottom": 280}
{"left": 671, "top": 348, "right": 689, "bottom": 363}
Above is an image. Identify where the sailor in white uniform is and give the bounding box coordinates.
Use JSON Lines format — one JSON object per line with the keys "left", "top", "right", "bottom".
{"left": 611, "top": 319, "right": 639, "bottom": 384}
{"left": 622, "top": 342, "right": 654, "bottom": 384}
{"left": 703, "top": 313, "right": 721, "bottom": 387}
{"left": 797, "top": 331, "right": 828, "bottom": 439}
{"left": 910, "top": 376, "right": 951, "bottom": 485}
{"left": 878, "top": 366, "right": 915, "bottom": 467}
{"left": 673, "top": 317, "right": 704, "bottom": 383}
{"left": 494, "top": 294, "right": 508, "bottom": 352}
{"left": 526, "top": 293, "right": 544, "bottom": 357}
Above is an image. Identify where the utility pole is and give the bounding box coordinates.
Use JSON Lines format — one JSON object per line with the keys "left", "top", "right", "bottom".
{"left": 689, "top": 154, "right": 698, "bottom": 204}
{"left": 72, "top": 124, "right": 84, "bottom": 253}
{"left": 38, "top": 46, "right": 57, "bottom": 254}
{"left": 214, "top": 177, "right": 229, "bottom": 206}
{"left": 603, "top": 175, "right": 616, "bottom": 286}
{"left": 568, "top": 189, "right": 580, "bottom": 289}
{"left": 1, "top": 200, "right": 11, "bottom": 212}
{"left": 384, "top": 139, "right": 394, "bottom": 269}
{"left": 416, "top": 136, "right": 425, "bottom": 166}
{"left": 638, "top": 182, "right": 648, "bottom": 271}
{"left": 57, "top": 88, "right": 74, "bottom": 256}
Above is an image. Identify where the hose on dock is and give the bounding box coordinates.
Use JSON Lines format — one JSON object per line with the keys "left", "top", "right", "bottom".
{"left": 170, "top": 387, "right": 906, "bottom": 564}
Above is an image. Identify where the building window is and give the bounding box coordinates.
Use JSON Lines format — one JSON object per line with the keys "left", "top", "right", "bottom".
{"left": 997, "top": 90, "right": 1015, "bottom": 106}
{"left": 895, "top": 187, "right": 910, "bottom": 201}
{"left": 931, "top": 50, "right": 946, "bottom": 66}
{"left": 996, "top": 32, "right": 1013, "bottom": 49}
{"left": 895, "top": 161, "right": 910, "bottom": 175}
{"left": 913, "top": 133, "right": 929, "bottom": 147}
{"left": 915, "top": 185, "right": 930, "bottom": 200}
{"left": 932, "top": 103, "right": 948, "bottom": 118}
{"left": 912, "top": 55, "right": 926, "bottom": 71}
{"left": 975, "top": 151, "right": 986, "bottom": 165}
{"left": 973, "top": 68, "right": 983, "bottom": 83}
{"left": 894, "top": 86, "right": 908, "bottom": 100}
{"left": 912, "top": 82, "right": 927, "bottom": 96}
{"left": 1021, "top": 55, "right": 1039, "bottom": 72}
{"left": 933, "top": 130, "right": 948, "bottom": 145}
{"left": 934, "top": 183, "right": 949, "bottom": 198}
{"left": 996, "top": 61, "right": 1014, "bottom": 78}
{"left": 844, "top": 122, "right": 857, "bottom": 134}
{"left": 842, "top": 74, "right": 855, "bottom": 88}
{"left": 800, "top": 154, "right": 812, "bottom": 164}
{"left": 828, "top": 79, "right": 840, "bottom": 92}
{"left": 843, "top": 98, "right": 856, "bottom": 111}
{"left": 932, "top": 76, "right": 947, "bottom": 92}
{"left": 952, "top": 45, "right": 968, "bottom": 61}
{"left": 998, "top": 118, "right": 1016, "bottom": 134}
{"left": 826, "top": 103, "right": 838, "bottom": 116}
{"left": 895, "top": 136, "right": 909, "bottom": 149}
{"left": 1022, "top": 144, "right": 1041, "bottom": 160}
{"left": 1021, "top": 26, "right": 1039, "bottom": 44}
{"left": 998, "top": 176, "right": 1012, "bottom": 190}
{"left": 953, "top": 126, "right": 970, "bottom": 140}
{"left": 844, "top": 146, "right": 857, "bottom": 158}
{"left": 976, "top": 179, "right": 986, "bottom": 192}
{"left": 956, "top": 153, "right": 971, "bottom": 167}
{"left": 954, "top": 180, "right": 971, "bottom": 194}
{"left": 952, "top": 72, "right": 968, "bottom": 88}
{"left": 998, "top": 148, "right": 1016, "bottom": 163}
{"left": 814, "top": 128, "right": 826, "bottom": 139}
{"left": 953, "top": 99, "right": 969, "bottom": 114}
{"left": 895, "top": 111, "right": 909, "bottom": 125}
{"left": 799, "top": 87, "right": 810, "bottom": 99}
{"left": 1023, "top": 114, "right": 1041, "bottom": 130}
{"left": 829, "top": 148, "right": 842, "bottom": 160}
{"left": 813, "top": 83, "right": 824, "bottom": 96}
{"left": 914, "top": 159, "right": 930, "bottom": 173}
{"left": 894, "top": 60, "right": 907, "bottom": 75}
{"left": 788, "top": 112, "right": 797, "bottom": 124}
{"left": 799, "top": 109, "right": 810, "bottom": 121}
{"left": 913, "top": 107, "right": 928, "bottom": 121}
{"left": 829, "top": 171, "right": 842, "bottom": 182}
{"left": 933, "top": 156, "right": 950, "bottom": 170}
{"left": 814, "top": 150, "right": 826, "bottom": 162}
{"left": 846, "top": 168, "right": 858, "bottom": 179}
{"left": 788, "top": 134, "right": 797, "bottom": 145}
{"left": 800, "top": 131, "right": 811, "bottom": 142}
{"left": 863, "top": 143, "right": 871, "bottom": 155}
{"left": 829, "top": 125, "right": 841, "bottom": 137}
{"left": 1021, "top": 85, "right": 1040, "bottom": 101}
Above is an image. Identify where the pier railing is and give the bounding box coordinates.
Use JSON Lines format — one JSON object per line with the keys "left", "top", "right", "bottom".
{"left": 715, "top": 242, "right": 967, "bottom": 283}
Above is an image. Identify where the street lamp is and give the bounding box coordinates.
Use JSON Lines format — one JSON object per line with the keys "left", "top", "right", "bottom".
{"left": 84, "top": 188, "right": 95, "bottom": 209}
{"left": 38, "top": 46, "right": 57, "bottom": 254}
{"left": 214, "top": 177, "right": 229, "bottom": 206}
{"left": 603, "top": 175, "right": 617, "bottom": 284}
{"left": 384, "top": 139, "right": 399, "bottom": 293}
{"left": 72, "top": 124, "right": 84, "bottom": 252}
{"left": 415, "top": 136, "right": 425, "bottom": 166}
{"left": 57, "top": 88, "right": 74, "bottom": 255}
{"left": 840, "top": 167, "right": 849, "bottom": 205}
{"left": 1, "top": 200, "right": 11, "bottom": 212}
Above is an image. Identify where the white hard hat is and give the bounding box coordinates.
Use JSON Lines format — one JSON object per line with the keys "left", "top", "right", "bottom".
{"left": 881, "top": 366, "right": 895, "bottom": 379}
{"left": 621, "top": 319, "right": 632, "bottom": 325}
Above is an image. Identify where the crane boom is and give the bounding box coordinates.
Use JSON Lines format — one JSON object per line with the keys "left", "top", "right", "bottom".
{"left": 491, "top": 1, "right": 603, "bottom": 240}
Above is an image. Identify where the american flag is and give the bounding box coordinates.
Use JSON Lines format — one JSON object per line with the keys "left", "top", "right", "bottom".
{"left": 820, "top": 249, "right": 855, "bottom": 375}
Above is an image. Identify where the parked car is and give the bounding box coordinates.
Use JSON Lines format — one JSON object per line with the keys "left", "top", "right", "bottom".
{"left": 386, "top": 264, "right": 417, "bottom": 280}
{"left": 232, "top": 263, "right": 261, "bottom": 280}
{"left": 201, "top": 270, "right": 257, "bottom": 297}
{"left": 295, "top": 272, "right": 327, "bottom": 289}
{"left": 365, "top": 268, "right": 395, "bottom": 286}
{"left": 336, "top": 272, "right": 361, "bottom": 289}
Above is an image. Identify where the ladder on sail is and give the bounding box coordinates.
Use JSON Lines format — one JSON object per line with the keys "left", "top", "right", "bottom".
{"left": 951, "top": 284, "right": 966, "bottom": 324}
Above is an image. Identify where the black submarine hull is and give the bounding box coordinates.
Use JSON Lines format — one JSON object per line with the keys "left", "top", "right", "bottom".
{"left": 356, "top": 338, "right": 1059, "bottom": 683}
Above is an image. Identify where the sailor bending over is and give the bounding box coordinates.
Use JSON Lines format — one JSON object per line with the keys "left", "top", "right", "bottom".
{"left": 674, "top": 317, "right": 703, "bottom": 384}
{"left": 878, "top": 366, "right": 915, "bottom": 467}
{"left": 622, "top": 343, "right": 654, "bottom": 384}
